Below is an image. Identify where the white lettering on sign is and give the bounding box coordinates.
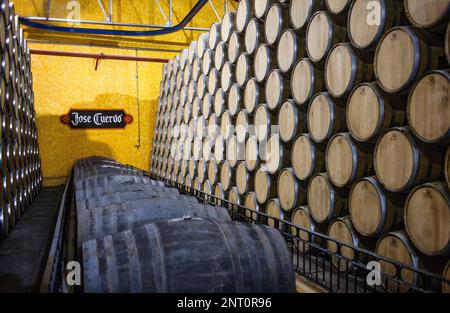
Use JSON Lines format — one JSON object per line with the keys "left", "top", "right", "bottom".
{"left": 71, "top": 112, "right": 92, "bottom": 126}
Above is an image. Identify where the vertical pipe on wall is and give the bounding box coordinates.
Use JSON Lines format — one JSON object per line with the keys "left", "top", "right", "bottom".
{"left": 135, "top": 49, "right": 141, "bottom": 149}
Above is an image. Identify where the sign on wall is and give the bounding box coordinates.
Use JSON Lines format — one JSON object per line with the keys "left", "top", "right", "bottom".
{"left": 60, "top": 110, "right": 133, "bottom": 129}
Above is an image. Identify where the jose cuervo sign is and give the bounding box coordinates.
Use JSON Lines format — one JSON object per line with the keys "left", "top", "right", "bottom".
{"left": 60, "top": 110, "right": 133, "bottom": 129}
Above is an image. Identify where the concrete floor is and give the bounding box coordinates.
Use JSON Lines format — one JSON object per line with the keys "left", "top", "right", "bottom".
{"left": 0, "top": 187, "right": 63, "bottom": 292}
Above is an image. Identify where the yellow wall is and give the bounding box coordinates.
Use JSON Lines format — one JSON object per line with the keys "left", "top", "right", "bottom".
{"left": 14, "top": 0, "right": 236, "bottom": 186}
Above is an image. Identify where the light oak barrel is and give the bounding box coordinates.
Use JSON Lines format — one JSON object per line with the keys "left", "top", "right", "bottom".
{"left": 228, "top": 31, "right": 245, "bottom": 64}
{"left": 265, "top": 69, "right": 290, "bottom": 111}
{"left": 307, "top": 92, "right": 347, "bottom": 144}
{"left": 349, "top": 176, "right": 405, "bottom": 238}
{"left": 244, "top": 78, "right": 262, "bottom": 114}
{"left": 325, "top": 43, "right": 374, "bottom": 98}
{"left": 266, "top": 198, "right": 286, "bottom": 230}
{"left": 236, "top": 53, "right": 254, "bottom": 87}
{"left": 404, "top": 0, "right": 450, "bottom": 32}
{"left": 228, "top": 186, "right": 242, "bottom": 213}
{"left": 209, "top": 22, "right": 221, "bottom": 50}
{"left": 292, "top": 134, "right": 326, "bottom": 181}
{"left": 326, "top": 132, "right": 374, "bottom": 188}
{"left": 407, "top": 70, "right": 450, "bottom": 144}
{"left": 404, "top": 182, "right": 450, "bottom": 256}
{"left": 214, "top": 135, "right": 225, "bottom": 162}
{"left": 227, "top": 135, "right": 245, "bottom": 168}
{"left": 244, "top": 191, "right": 262, "bottom": 221}
{"left": 265, "top": 135, "right": 290, "bottom": 176}
{"left": 308, "top": 172, "right": 348, "bottom": 224}
{"left": 220, "top": 160, "right": 235, "bottom": 191}
{"left": 214, "top": 41, "right": 228, "bottom": 71}
{"left": 254, "top": 43, "right": 277, "bottom": 83}
{"left": 192, "top": 57, "right": 201, "bottom": 82}
{"left": 221, "top": 11, "right": 236, "bottom": 43}
{"left": 306, "top": 11, "right": 347, "bottom": 66}
{"left": 236, "top": 161, "right": 254, "bottom": 196}
{"left": 207, "top": 113, "right": 220, "bottom": 140}
{"left": 278, "top": 99, "right": 307, "bottom": 143}
{"left": 214, "top": 183, "right": 226, "bottom": 206}
{"left": 347, "top": 82, "right": 406, "bottom": 143}
{"left": 220, "top": 110, "right": 234, "bottom": 140}
{"left": 245, "top": 18, "right": 264, "bottom": 55}
{"left": 188, "top": 80, "right": 197, "bottom": 104}
{"left": 290, "top": 0, "right": 325, "bottom": 32}
{"left": 184, "top": 174, "right": 192, "bottom": 189}
{"left": 221, "top": 61, "right": 236, "bottom": 93}
{"left": 236, "top": 0, "right": 253, "bottom": 34}
{"left": 374, "top": 26, "right": 445, "bottom": 94}
{"left": 255, "top": 167, "right": 278, "bottom": 204}
{"left": 265, "top": 4, "right": 290, "bottom": 46}
{"left": 325, "top": 0, "right": 353, "bottom": 24}
{"left": 214, "top": 88, "right": 227, "bottom": 117}
{"left": 290, "top": 206, "right": 327, "bottom": 253}
{"left": 277, "top": 29, "right": 306, "bottom": 74}
{"left": 208, "top": 159, "right": 219, "bottom": 185}
{"left": 197, "top": 76, "right": 208, "bottom": 102}
{"left": 196, "top": 32, "right": 209, "bottom": 59}
{"left": 203, "top": 179, "right": 213, "bottom": 203}
{"left": 236, "top": 110, "right": 250, "bottom": 143}
{"left": 291, "top": 58, "right": 325, "bottom": 107}
{"left": 196, "top": 116, "right": 207, "bottom": 141}
{"left": 188, "top": 159, "right": 197, "bottom": 179}
{"left": 202, "top": 93, "right": 213, "bottom": 119}
{"left": 254, "top": 104, "right": 277, "bottom": 143}
{"left": 192, "top": 177, "right": 201, "bottom": 191}
{"left": 202, "top": 49, "right": 213, "bottom": 75}
{"left": 245, "top": 135, "right": 261, "bottom": 172}
{"left": 278, "top": 167, "right": 307, "bottom": 212}
{"left": 255, "top": 0, "right": 276, "bottom": 19}
{"left": 228, "top": 83, "right": 242, "bottom": 117}
{"left": 188, "top": 41, "right": 197, "bottom": 65}
{"left": 197, "top": 159, "right": 207, "bottom": 183}
{"left": 208, "top": 68, "right": 220, "bottom": 95}
{"left": 374, "top": 126, "right": 443, "bottom": 193}
{"left": 183, "top": 63, "right": 192, "bottom": 87}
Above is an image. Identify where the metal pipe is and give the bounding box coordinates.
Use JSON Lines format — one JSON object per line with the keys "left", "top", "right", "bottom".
{"left": 29, "top": 49, "right": 170, "bottom": 63}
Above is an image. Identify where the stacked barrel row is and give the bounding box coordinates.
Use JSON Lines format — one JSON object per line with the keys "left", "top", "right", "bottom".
{"left": 150, "top": 0, "right": 450, "bottom": 292}
{"left": 0, "top": 0, "right": 42, "bottom": 241}
{"left": 76, "top": 156, "right": 294, "bottom": 292}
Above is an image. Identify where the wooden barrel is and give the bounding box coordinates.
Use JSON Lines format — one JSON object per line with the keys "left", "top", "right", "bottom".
{"left": 347, "top": 82, "right": 406, "bottom": 143}
{"left": 244, "top": 78, "right": 262, "bottom": 114}
{"left": 255, "top": 0, "right": 275, "bottom": 19}
{"left": 236, "top": 110, "right": 249, "bottom": 143}
{"left": 208, "top": 68, "right": 220, "bottom": 95}
{"left": 278, "top": 168, "right": 307, "bottom": 212}
{"left": 255, "top": 104, "right": 276, "bottom": 143}
{"left": 374, "top": 127, "right": 443, "bottom": 193}
{"left": 214, "top": 135, "right": 225, "bottom": 162}
{"left": 202, "top": 49, "right": 213, "bottom": 75}
{"left": 222, "top": 61, "right": 236, "bottom": 93}
{"left": 202, "top": 179, "right": 213, "bottom": 203}
{"left": 244, "top": 192, "right": 261, "bottom": 221}
{"left": 236, "top": 53, "right": 253, "bottom": 87}
{"left": 176, "top": 70, "right": 184, "bottom": 90}
{"left": 307, "top": 92, "right": 346, "bottom": 144}
{"left": 404, "top": 182, "right": 450, "bottom": 256}
{"left": 265, "top": 4, "right": 289, "bottom": 46}
{"left": 443, "top": 260, "right": 450, "bottom": 293}
{"left": 197, "top": 159, "right": 207, "bottom": 183}
{"left": 227, "top": 135, "right": 245, "bottom": 167}
{"left": 228, "top": 32, "right": 244, "bottom": 64}
{"left": 236, "top": 0, "right": 253, "bottom": 33}
{"left": 290, "top": 0, "right": 324, "bottom": 32}
{"left": 265, "top": 69, "right": 290, "bottom": 111}
{"left": 188, "top": 159, "right": 197, "bottom": 179}
{"left": 245, "top": 135, "right": 261, "bottom": 172}
{"left": 327, "top": 216, "right": 367, "bottom": 272}
{"left": 404, "top": 0, "right": 450, "bottom": 32}
{"left": 221, "top": 11, "right": 236, "bottom": 43}
{"left": 196, "top": 32, "right": 209, "bottom": 59}
{"left": 183, "top": 103, "right": 192, "bottom": 124}
{"left": 202, "top": 94, "right": 213, "bottom": 119}
{"left": 348, "top": 0, "right": 405, "bottom": 50}
{"left": 220, "top": 110, "right": 233, "bottom": 140}
{"left": 197, "top": 76, "right": 207, "bottom": 101}
{"left": 228, "top": 186, "right": 242, "bottom": 213}
{"left": 236, "top": 161, "right": 253, "bottom": 195}
{"left": 407, "top": 70, "right": 450, "bottom": 144}
{"left": 220, "top": 160, "right": 235, "bottom": 191}
{"left": 183, "top": 63, "right": 192, "bottom": 86}
{"left": 278, "top": 100, "right": 307, "bottom": 143}
{"left": 306, "top": 11, "right": 347, "bottom": 66}
{"left": 325, "top": 43, "right": 373, "bottom": 98}
{"left": 245, "top": 18, "right": 264, "bottom": 55}
{"left": 207, "top": 113, "right": 220, "bottom": 139}
{"left": 209, "top": 22, "right": 221, "bottom": 50}
{"left": 214, "top": 88, "right": 227, "bottom": 117}
{"left": 291, "top": 58, "right": 324, "bottom": 106}
{"left": 266, "top": 135, "right": 290, "bottom": 175}
{"left": 188, "top": 41, "right": 197, "bottom": 65}
{"left": 291, "top": 206, "right": 326, "bottom": 253}
{"left": 188, "top": 80, "right": 197, "bottom": 104}
{"left": 196, "top": 116, "right": 206, "bottom": 141}
{"left": 292, "top": 134, "right": 326, "bottom": 181}
{"left": 208, "top": 159, "right": 219, "bottom": 185}
{"left": 375, "top": 230, "right": 423, "bottom": 293}
{"left": 228, "top": 83, "right": 242, "bottom": 116}
{"left": 192, "top": 58, "right": 201, "bottom": 82}
{"left": 374, "top": 26, "right": 444, "bottom": 94}
{"left": 350, "top": 176, "right": 405, "bottom": 237}
{"left": 214, "top": 42, "right": 227, "bottom": 71}
{"left": 326, "top": 133, "right": 374, "bottom": 187}
{"left": 308, "top": 173, "right": 348, "bottom": 224}
{"left": 277, "top": 29, "right": 305, "bottom": 73}
{"left": 325, "top": 0, "right": 352, "bottom": 22}
{"left": 266, "top": 198, "right": 285, "bottom": 230}
{"left": 255, "top": 167, "right": 277, "bottom": 204}
{"left": 214, "top": 183, "right": 226, "bottom": 206}
{"left": 254, "top": 43, "right": 276, "bottom": 83}
{"left": 446, "top": 146, "right": 450, "bottom": 189}
{"left": 180, "top": 86, "right": 188, "bottom": 107}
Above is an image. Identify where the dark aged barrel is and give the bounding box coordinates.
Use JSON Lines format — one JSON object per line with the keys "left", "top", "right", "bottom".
{"left": 266, "top": 69, "right": 290, "bottom": 111}
{"left": 325, "top": 43, "right": 373, "bottom": 98}
{"left": 277, "top": 29, "right": 305, "bottom": 74}
{"left": 236, "top": 161, "right": 253, "bottom": 196}
{"left": 245, "top": 135, "right": 260, "bottom": 172}
{"left": 265, "top": 4, "right": 290, "bottom": 46}
{"left": 255, "top": 104, "right": 276, "bottom": 143}
{"left": 308, "top": 173, "right": 348, "bottom": 224}
{"left": 244, "top": 192, "right": 261, "bottom": 221}
{"left": 407, "top": 70, "right": 450, "bottom": 144}
{"left": 349, "top": 176, "right": 405, "bottom": 237}
{"left": 244, "top": 78, "right": 262, "bottom": 114}
{"left": 245, "top": 18, "right": 264, "bottom": 55}
{"left": 290, "top": 0, "right": 325, "bottom": 32}
{"left": 292, "top": 134, "right": 326, "bottom": 181}
{"left": 306, "top": 11, "right": 347, "bottom": 66}
{"left": 77, "top": 199, "right": 231, "bottom": 244}
{"left": 278, "top": 168, "right": 307, "bottom": 212}
{"left": 221, "top": 11, "right": 236, "bottom": 43}
{"left": 236, "top": 53, "right": 253, "bottom": 87}
{"left": 404, "top": 0, "right": 450, "bottom": 32}
{"left": 215, "top": 42, "right": 227, "bottom": 71}
{"left": 307, "top": 92, "right": 346, "bottom": 144}
{"left": 291, "top": 206, "right": 326, "bottom": 253}
{"left": 291, "top": 58, "right": 324, "bottom": 106}
{"left": 254, "top": 43, "right": 276, "bottom": 83}
{"left": 236, "top": 0, "right": 253, "bottom": 34}
{"left": 374, "top": 127, "right": 443, "bottom": 193}
{"left": 255, "top": 167, "right": 277, "bottom": 204}
{"left": 278, "top": 100, "right": 307, "bottom": 143}
{"left": 404, "top": 182, "right": 450, "bottom": 256}
{"left": 374, "top": 26, "right": 444, "bottom": 94}
{"left": 255, "top": 0, "right": 276, "bottom": 19}
{"left": 220, "top": 160, "right": 235, "bottom": 191}
{"left": 83, "top": 219, "right": 295, "bottom": 292}
{"left": 266, "top": 198, "right": 285, "bottom": 230}
{"left": 228, "top": 83, "right": 242, "bottom": 116}
{"left": 347, "top": 82, "right": 406, "bottom": 143}
{"left": 266, "top": 135, "right": 290, "bottom": 175}
{"left": 228, "top": 31, "right": 244, "bottom": 64}
{"left": 209, "top": 22, "right": 221, "bottom": 50}
{"left": 326, "top": 133, "right": 374, "bottom": 187}
{"left": 227, "top": 136, "right": 245, "bottom": 168}
{"left": 197, "top": 32, "right": 209, "bottom": 59}
{"left": 327, "top": 216, "right": 367, "bottom": 272}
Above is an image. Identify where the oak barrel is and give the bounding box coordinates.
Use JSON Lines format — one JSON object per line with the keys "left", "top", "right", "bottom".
{"left": 278, "top": 100, "right": 307, "bottom": 143}
{"left": 290, "top": 0, "right": 325, "bottom": 32}
{"left": 265, "top": 135, "right": 290, "bottom": 175}
{"left": 244, "top": 191, "right": 261, "bottom": 221}
{"left": 278, "top": 168, "right": 307, "bottom": 212}
{"left": 404, "top": 0, "right": 450, "bottom": 31}
{"left": 221, "top": 11, "right": 236, "bottom": 43}
{"left": 236, "top": 161, "right": 253, "bottom": 196}
{"left": 244, "top": 78, "right": 262, "bottom": 114}
{"left": 254, "top": 43, "right": 276, "bottom": 83}
{"left": 228, "top": 83, "right": 242, "bottom": 116}
{"left": 245, "top": 18, "right": 264, "bottom": 55}
{"left": 236, "top": 0, "right": 252, "bottom": 34}
{"left": 266, "top": 198, "right": 285, "bottom": 230}
{"left": 245, "top": 135, "right": 261, "bottom": 172}
{"left": 291, "top": 58, "right": 324, "bottom": 106}
{"left": 265, "top": 69, "right": 290, "bottom": 111}
{"left": 292, "top": 134, "right": 325, "bottom": 181}
{"left": 291, "top": 206, "right": 326, "bottom": 253}
{"left": 265, "top": 4, "right": 289, "bottom": 46}
{"left": 277, "top": 29, "right": 305, "bottom": 74}
{"left": 255, "top": 167, "right": 277, "bottom": 204}
{"left": 236, "top": 53, "right": 253, "bottom": 87}
{"left": 220, "top": 160, "right": 235, "bottom": 191}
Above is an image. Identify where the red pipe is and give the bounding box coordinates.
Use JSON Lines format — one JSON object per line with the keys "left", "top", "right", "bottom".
{"left": 29, "top": 49, "right": 169, "bottom": 63}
